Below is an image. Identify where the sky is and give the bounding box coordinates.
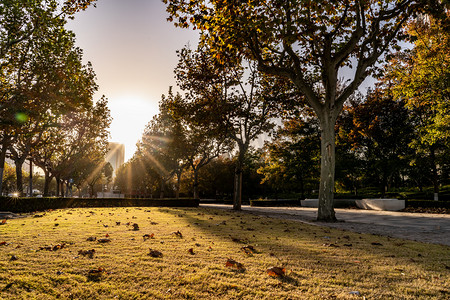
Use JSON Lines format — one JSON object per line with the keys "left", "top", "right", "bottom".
{"left": 66, "top": 0, "right": 199, "bottom": 162}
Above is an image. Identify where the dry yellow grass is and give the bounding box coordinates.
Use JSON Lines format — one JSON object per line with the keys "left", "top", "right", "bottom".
{"left": 0, "top": 207, "right": 448, "bottom": 299}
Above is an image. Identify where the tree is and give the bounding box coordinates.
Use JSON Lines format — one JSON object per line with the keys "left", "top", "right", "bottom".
{"left": 165, "top": 91, "right": 231, "bottom": 199}
{"left": 0, "top": 0, "right": 97, "bottom": 195}
{"left": 137, "top": 94, "right": 189, "bottom": 198}
{"left": 164, "top": 0, "right": 448, "bottom": 221}
{"left": 85, "top": 161, "right": 113, "bottom": 197}
{"left": 259, "top": 111, "right": 321, "bottom": 199}
{"left": 174, "top": 45, "right": 280, "bottom": 209}
{"left": 386, "top": 15, "right": 450, "bottom": 199}
{"left": 343, "top": 87, "right": 414, "bottom": 195}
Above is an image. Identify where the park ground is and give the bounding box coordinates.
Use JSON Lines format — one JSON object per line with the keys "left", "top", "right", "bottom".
{"left": 0, "top": 207, "right": 449, "bottom": 299}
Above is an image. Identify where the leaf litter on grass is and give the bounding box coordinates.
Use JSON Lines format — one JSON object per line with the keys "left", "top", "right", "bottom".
{"left": 0, "top": 206, "right": 448, "bottom": 299}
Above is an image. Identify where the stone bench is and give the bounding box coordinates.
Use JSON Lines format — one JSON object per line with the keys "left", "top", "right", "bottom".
{"left": 355, "top": 199, "right": 405, "bottom": 211}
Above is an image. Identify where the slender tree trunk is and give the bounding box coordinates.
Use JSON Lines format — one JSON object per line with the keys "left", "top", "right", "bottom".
{"left": 233, "top": 150, "right": 245, "bottom": 211}
{"left": 175, "top": 169, "right": 182, "bottom": 199}
{"left": 56, "top": 177, "right": 60, "bottom": 197}
{"left": 159, "top": 177, "right": 165, "bottom": 199}
{"left": 193, "top": 169, "right": 199, "bottom": 199}
{"left": 430, "top": 148, "right": 439, "bottom": 201}
{"left": 317, "top": 116, "right": 337, "bottom": 222}
{"left": 0, "top": 138, "right": 11, "bottom": 195}
{"left": 233, "top": 166, "right": 242, "bottom": 210}
{"left": 29, "top": 159, "right": 33, "bottom": 197}
{"left": 60, "top": 180, "right": 65, "bottom": 197}
{"left": 14, "top": 159, "right": 26, "bottom": 196}
{"left": 43, "top": 171, "right": 52, "bottom": 196}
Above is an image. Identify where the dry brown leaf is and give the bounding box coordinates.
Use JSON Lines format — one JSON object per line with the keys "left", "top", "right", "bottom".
{"left": 78, "top": 249, "right": 95, "bottom": 258}
{"left": 149, "top": 248, "right": 163, "bottom": 258}
{"left": 241, "top": 245, "right": 256, "bottom": 255}
{"left": 267, "top": 266, "right": 285, "bottom": 277}
{"left": 225, "top": 259, "right": 245, "bottom": 270}
{"left": 143, "top": 233, "right": 154, "bottom": 240}
{"left": 97, "top": 238, "right": 111, "bottom": 243}
{"left": 172, "top": 231, "right": 183, "bottom": 238}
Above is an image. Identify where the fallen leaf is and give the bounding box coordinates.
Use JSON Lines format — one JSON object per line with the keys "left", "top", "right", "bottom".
{"left": 267, "top": 266, "right": 285, "bottom": 277}
{"left": 188, "top": 248, "right": 195, "bottom": 255}
{"left": 371, "top": 242, "right": 383, "bottom": 246}
{"left": 225, "top": 258, "right": 245, "bottom": 270}
{"left": 86, "top": 237, "right": 96, "bottom": 241}
{"left": 116, "top": 221, "right": 121, "bottom": 226}
{"left": 52, "top": 243, "right": 65, "bottom": 251}
{"left": 172, "top": 231, "right": 183, "bottom": 238}
{"left": 143, "top": 233, "right": 154, "bottom": 240}
{"left": 1, "top": 219, "right": 7, "bottom": 224}
{"left": 78, "top": 249, "right": 95, "bottom": 258}
{"left": 132, "top": 223, "right": 139, "bottom": 231}
{"left": 149, "top": 249, "right": 163, "bottom": 258}
{"left": 0, "top": 241, "right": 9, "bottom": 246}
{"left": 97, "top": 238, "right": 111, "bottom": 243}
{"left": 242, "top": 245, "right": 256, "bottom": 255}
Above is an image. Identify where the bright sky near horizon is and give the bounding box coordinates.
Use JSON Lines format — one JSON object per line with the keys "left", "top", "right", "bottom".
{"left": 66, "top": 0, "right": 199, "bottom": 162}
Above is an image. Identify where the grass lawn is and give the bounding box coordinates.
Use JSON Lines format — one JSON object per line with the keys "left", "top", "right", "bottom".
{"left": 0, "top": 207, "right": 448, "bottom": 299}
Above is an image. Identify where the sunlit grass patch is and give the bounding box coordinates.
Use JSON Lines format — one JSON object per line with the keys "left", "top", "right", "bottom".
{"left": 0, "top": 207, "right": 448, "bottom": 299}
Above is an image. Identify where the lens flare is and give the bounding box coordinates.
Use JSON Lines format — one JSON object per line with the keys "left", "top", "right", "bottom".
{"left": 15, "top": 112, "right": 29, "bottom": 123}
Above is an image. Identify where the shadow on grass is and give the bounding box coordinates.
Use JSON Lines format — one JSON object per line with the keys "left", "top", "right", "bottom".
{"left": 161, "top": 206, "right": 450, "bottom": 281}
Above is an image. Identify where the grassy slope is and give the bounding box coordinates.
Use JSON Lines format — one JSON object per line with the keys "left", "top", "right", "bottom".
{"left": 0, "top": 207, "right": 448, "bottom": 299}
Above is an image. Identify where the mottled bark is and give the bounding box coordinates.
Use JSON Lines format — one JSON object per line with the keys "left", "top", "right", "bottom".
{"left": 317, "top": 114, "right": 337, "bottom": 222}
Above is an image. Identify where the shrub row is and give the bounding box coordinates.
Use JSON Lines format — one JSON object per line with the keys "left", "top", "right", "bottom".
{"left": 405, "top": 200, "right": 450, "bottom": 209}
{"left": 0, "top": 197, "right": 199, "bottom": 213}
{"left": 250, "top": 199, "right": 301, "bottom": 207}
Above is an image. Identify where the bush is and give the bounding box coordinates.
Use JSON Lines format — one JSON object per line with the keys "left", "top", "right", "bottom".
{"left": 0, "top": 197, "right": 199, "bottom": 213}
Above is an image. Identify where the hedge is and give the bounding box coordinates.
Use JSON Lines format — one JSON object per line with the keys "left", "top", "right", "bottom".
{"left": 405, "top": 200, "right": 450, "bottom": 209}
{"left": 250, "top": 199, "right": 301, "bottom": 207}
{"left": 0, "top": 197, "right": 199, "bottom": 213}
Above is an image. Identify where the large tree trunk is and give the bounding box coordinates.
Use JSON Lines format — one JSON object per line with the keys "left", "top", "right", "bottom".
{"left": 56, "top": 177, "right": 60, "bottom": 196}
{"left": 317, "top": 116, "right": 337, "bottom": 222}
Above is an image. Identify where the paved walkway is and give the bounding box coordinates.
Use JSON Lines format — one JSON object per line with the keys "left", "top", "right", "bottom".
{"left": 201, "top": 204, "right": 450, "bottom": 246}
